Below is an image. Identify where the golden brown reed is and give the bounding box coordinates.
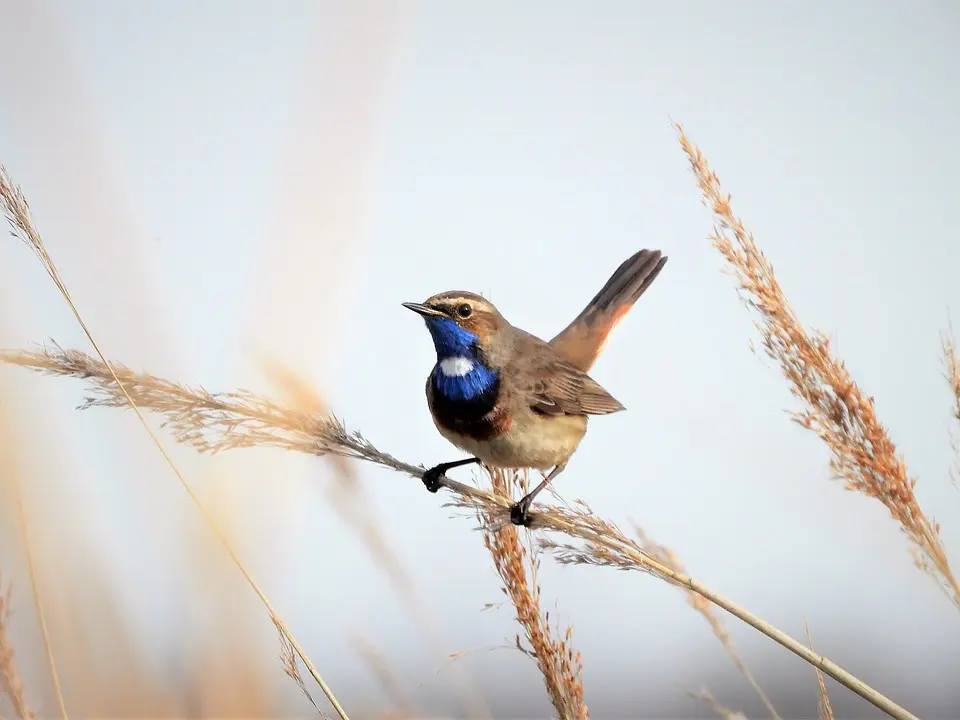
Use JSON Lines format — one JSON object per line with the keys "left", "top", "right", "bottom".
{"left": 0, "top": 345, "right": 920, "bottom": 720}
{"left": 674, "top": 124, "right": 960, "bottom": 609}
{"left": 0, "top": 577, "right": 32, "bottom": 720}
{"left": 0, "top": 165, "right": 347, "bottom": 719}
{"left": 482, "top": 469, "right": 587, "bottom": 720}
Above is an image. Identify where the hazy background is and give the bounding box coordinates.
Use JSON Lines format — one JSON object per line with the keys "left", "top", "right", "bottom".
{"left": 1, "top": 0, "right": 959, "bottom": 717}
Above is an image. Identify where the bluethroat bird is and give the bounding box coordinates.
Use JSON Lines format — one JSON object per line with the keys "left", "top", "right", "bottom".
{"left": 403, "top": 248, "right": 667, "bottom": 526}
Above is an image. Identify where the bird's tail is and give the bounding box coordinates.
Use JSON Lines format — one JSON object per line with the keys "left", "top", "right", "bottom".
{"left": 549, "top": 249, "right": 667, "bottom": 371}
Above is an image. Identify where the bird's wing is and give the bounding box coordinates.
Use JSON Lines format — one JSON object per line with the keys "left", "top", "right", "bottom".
{"left": 526, "top": 357, "right": 626, "bottom": 417}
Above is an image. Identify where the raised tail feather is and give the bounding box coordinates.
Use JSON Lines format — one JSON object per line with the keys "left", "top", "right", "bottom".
{"left": 549, "top": 249, "right": 667, "bottom": 371}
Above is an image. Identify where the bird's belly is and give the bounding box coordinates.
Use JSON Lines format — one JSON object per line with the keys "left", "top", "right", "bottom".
{"left": 434, "top": 410, "right": 587, "bottom": 470}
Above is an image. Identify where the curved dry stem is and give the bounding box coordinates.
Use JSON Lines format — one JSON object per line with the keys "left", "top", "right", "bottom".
{"left": 0, "top": 166, "right": 348, "bottom": 720}
{"left": 0, "top": 345, "right": 919, "bottom": 720}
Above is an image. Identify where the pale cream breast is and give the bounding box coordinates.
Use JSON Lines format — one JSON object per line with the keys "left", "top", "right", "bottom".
{"left": 433, "top": 408, "right": 587, "bottom": 470}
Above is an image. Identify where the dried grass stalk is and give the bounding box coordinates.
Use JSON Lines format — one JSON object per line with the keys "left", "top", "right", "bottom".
{"left": 1, "top": 164, "right": 348, "bottom": 720}
{"left": 277, "top": 622, "right": 327, "bottom": 718}
{"left": 675, "top": 124, "right": 960, "bottom": 608}
{"left": 482, "top": 469, "right": 587, "bottom": 720}
{"left": 0, "top": 579, "right": 32, "bottom": 720}
{"left": 0, "top": 344, "right": 920, "bottom": 720}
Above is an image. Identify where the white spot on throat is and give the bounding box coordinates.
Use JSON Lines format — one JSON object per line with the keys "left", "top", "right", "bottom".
{"left": 439, "top": 356, "right": 475, "bottom": 377}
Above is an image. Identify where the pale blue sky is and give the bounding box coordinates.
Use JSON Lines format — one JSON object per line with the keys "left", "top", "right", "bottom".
{"left": 1, "top": 1, "right": 959, "bottom": 717}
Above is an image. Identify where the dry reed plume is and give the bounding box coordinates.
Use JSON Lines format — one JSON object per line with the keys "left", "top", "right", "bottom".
{"left": 675, "top": 124, "right": 960, "bottom": 608}
{"left": 483, "top": 469, "right": 587, "bottom": 719}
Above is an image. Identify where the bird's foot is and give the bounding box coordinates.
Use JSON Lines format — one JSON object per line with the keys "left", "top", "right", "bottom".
{"left": 509, "top": 496, "right": 534, "bottom": 527}
{"left": 421, "top": 465, "right": 445, "bottom": 493}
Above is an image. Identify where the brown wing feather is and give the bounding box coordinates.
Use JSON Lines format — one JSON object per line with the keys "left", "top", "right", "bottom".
{"left": 528, "top": 358, "right": 626, "bottom": 417}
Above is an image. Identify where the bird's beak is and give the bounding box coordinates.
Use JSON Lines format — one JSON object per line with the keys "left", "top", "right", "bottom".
{"left": 402, "top": 301, "right": 446, "bottom": 318}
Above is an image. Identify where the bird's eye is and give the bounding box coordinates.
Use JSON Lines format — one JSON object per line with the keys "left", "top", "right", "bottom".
{"left": 456, "top": 303, "right": 472, "bottom": 319}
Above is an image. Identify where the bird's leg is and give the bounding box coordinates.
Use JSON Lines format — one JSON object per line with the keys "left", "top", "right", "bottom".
{"left": 509, "top": 463, "right": 567, "bottom": 526}
{"left": 421, "top": 457, "right": 480, "bottom": 493}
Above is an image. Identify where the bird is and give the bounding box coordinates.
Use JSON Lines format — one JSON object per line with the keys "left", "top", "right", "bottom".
{"left": 402, "top": 248, "right": 667, "bottom": 526}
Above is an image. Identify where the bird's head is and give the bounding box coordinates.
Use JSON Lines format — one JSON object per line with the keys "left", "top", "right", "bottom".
{"left": 402, "top": 291, "right": 504, "bottom": 361}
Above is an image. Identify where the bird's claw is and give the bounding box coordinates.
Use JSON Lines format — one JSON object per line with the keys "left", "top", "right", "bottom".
{"left": 421, "top": 466, "right": 444, "bottom": 493}
{"left": 509, "top": 497, "right": 534, "bottom": 527}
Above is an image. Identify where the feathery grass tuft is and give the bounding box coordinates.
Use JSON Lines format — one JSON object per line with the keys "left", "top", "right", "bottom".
{"left": 482, "top": 469, "right": 588, "bottom": 719}
{"left": 675, "top": 124, "right": 960, "bottom": 608}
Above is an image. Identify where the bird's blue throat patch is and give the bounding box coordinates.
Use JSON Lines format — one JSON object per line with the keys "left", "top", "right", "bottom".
{"left": 424, "top": 317, "right": 498, "bottom": 402}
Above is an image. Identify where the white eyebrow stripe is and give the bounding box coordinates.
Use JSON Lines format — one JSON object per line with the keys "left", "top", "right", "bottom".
{"left": 439, "top": 356, "right": 475, "bottom": 377}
